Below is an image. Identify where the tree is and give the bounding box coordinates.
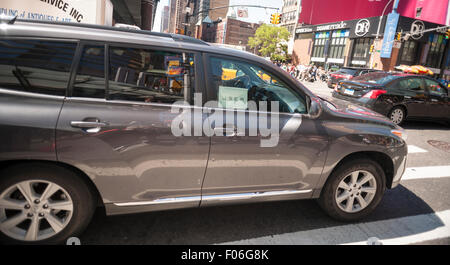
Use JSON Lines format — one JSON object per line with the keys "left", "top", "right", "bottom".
{"left": 248, "top": 24, "right": 290, "bottom": 62}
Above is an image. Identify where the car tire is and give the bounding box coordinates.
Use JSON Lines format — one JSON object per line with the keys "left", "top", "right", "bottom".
{"left": 318, "top": 158, "right": 386, "bottom": 222}
{"left": 388, "top": 106, "right": 406, "bottom": 125}
{"left": 0, "top": 163, "right": 96, "bottom": 244}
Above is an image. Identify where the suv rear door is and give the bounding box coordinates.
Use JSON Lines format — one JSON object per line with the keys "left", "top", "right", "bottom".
{"left": 56, "top": 42, "right": 210, "bottom": 208}
{"left": 0, "top": 38, "right": 77, "bottom": 161}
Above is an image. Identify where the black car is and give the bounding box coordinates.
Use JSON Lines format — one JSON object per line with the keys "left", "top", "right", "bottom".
{"left": 332, "top": 72, "right": 450, "bottom": 125}
{"left": 327, "top": 67, "right": 381, "bottom": 88}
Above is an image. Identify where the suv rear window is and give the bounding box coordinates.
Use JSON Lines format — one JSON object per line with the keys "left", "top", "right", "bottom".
{"left": 0, "top": 39, "right": 76, "bottom": 96}
{"left": 352, "top": 72, "right": 399, "bottom": 85}
{"left": 336, "top": 68, "right": 358, "bottom": 75}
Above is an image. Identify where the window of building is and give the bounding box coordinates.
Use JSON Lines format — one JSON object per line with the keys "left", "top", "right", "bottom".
{"left": 399, "top": 40, "right": 419, "bottom": 65}
{"left": 0, "top": 39, "right": 76, "bottom": 96}
{"left": 328, "top": 29, "right": 349, "bottom": 59}
{"left": 312, "top": 31, "right": 330, "bottom": 58}
{"left": 73, "top": 45, "right": 105, "bottom": 98}
{"left": 350, "top": 38, "right": 374, "bottom": 66}
{"left": 108, "top": 47, "right": 194, "bottom": 104}
{"left": 416, "top": 7, "right": 422, "bottom": 18}
{"left": 424, "top": 34, "right": 446, "bottom": 69}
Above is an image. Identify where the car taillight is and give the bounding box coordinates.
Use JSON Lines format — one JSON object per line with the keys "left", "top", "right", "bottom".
{"left": 363, "top": 89, "right": 386, "bottom": 99}
{"left": 332, "top": 74, "right": 352, "bottom": 79}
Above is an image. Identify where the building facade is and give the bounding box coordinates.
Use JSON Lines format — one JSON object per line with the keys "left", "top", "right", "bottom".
{"left": 280, "top": 0, "right": 300, "bottom": 36}
{"left": 197, "top": 9, "right": 260, "bottom": 51}
{"left": 293, "top": 0, "right": 450, "bottom": 80}
{"left": 160, "top": 5, "right": 169, "bottom": 32}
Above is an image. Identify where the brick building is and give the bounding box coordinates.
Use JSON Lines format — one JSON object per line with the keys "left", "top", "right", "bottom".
{"left": 197, "top": 9, "right": 261, "bottom": 51}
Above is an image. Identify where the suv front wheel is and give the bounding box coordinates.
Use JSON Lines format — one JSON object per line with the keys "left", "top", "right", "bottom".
{"left": 0, "top": 163, "right": 96, "bottom": 244}
{"left": 318, "top": 158, "right": 386, "bottom": 221}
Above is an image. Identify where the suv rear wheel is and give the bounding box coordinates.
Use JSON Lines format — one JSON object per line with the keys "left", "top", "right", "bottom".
{"left": 318, "top": 158, "right": 386, "bottom": 221}
{"left": 0, "top": 164, "right": 96, "bottom": 244}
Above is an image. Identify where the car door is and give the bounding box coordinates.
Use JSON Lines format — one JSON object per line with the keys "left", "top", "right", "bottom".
{"left": 393, "top": 77, "right": 428, "bottom": 119}
{"left": 0, "top": 38, "right": 77, "bottom": 161}
{"left": 422, "top": 78, "right": 450, "bottom": 120}
{"left": 56, "top": 42, "right": 210, "bottom": 208}
{"left": 200, "top": 54, "right": 329, "bottom": 205}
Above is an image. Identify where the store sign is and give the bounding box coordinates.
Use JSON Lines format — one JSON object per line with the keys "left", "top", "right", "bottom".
{"left": 380, "top": 12, "right": 400, "bottom": 58}
{"left": 0, "top": 0, "right": 112, "bottom": 25}
{"left": 355, "top": 19, "right": 370, "bottom": 36}
{"left": 316, "top": 21, "right": 347, "bottom": 31}
{"left": 410, "top": 20, "right": 425, "bottom": 40}
{"left": 296, "top": 27, "right": 313, "bottom": 34}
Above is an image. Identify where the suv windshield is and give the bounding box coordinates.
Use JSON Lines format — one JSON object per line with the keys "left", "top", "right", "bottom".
{"left": 352, "top": 72, "right": 399, "bottom": 84}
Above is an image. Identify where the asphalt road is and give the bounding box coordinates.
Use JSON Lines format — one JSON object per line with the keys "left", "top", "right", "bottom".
{"left": 79, "top": 80, "right": 450, "bottom": 245}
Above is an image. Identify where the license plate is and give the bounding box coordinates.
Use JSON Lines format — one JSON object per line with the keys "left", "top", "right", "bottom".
{"left": 344, "top": 88, "right": 354, "bottom": 95}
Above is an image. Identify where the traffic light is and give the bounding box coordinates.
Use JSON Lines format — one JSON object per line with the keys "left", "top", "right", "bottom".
{"left": 270, "top": 13, "right": 281, "bottom": 25}
{"left": 396, "top": 32, "right": 402, "bottom": 41}
{"left": 369, "top": 44, "right": 374, "bottom": 53}
{"left": 446, "top": 29, "right": 450, "bottom": 39}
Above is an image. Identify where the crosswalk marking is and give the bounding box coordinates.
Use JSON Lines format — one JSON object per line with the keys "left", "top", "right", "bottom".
{"left": 343, "top": 210, "right": 450, "bottom": 245}
{"left": 408, "top": 145, "right": 428, "bottom": 153}
{"left": 219, "top": 210, "right": 450, "bottom": 245}
{"left": 402, "top": 166, "right": 450, "bottom": 180}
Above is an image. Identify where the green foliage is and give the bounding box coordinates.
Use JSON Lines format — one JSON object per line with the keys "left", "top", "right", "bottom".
{"left": 248, "top": 24, "right": 290, "bottom": 61}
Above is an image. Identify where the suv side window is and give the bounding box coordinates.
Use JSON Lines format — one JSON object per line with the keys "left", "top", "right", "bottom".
{"left": 424, "top": 78, "right": 447, "bottom": 96}
{"left": 108, "top": 46, "right": 194, "bottom": 104}
{"left": 397, "top": 77, "right": 425, "bottom": 92}
{"left": 209, "top": 56, "right": 307, "bottom": 114}
{"left": 73, "top": 45, "right": 105, "bottom": 98}
{"left": 0, "top": 39, "right": 76, "bottom": 96}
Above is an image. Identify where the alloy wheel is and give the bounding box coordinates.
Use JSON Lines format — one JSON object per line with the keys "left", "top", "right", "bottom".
{"left": 335, "top": 170, "right": 377, "bottom": 213}
{"left": 390, "top": 108, "right": 404, "bottom": 125}
{"left": 0, "top": 180, "right": 73, "bottom": 241}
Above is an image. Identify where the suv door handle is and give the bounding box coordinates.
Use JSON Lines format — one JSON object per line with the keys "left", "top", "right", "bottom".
{"left": 70, "top": 120, "right": 108, "bottom": 133}
{"left": 70, "top": 121, "right": 108, "bottom": 128}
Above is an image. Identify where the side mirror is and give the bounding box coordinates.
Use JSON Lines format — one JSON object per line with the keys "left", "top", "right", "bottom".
{"left": 308, "top": 97, "right": 322, "bottom": 119}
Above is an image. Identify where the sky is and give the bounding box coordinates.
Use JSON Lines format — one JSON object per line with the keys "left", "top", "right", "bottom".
{"left": 152, "top": 0, "right": 283, "bottom": 32}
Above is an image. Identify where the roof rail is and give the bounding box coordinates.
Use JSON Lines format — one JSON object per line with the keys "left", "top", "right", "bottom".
{"left": 8, "top": 18, "right": 209, "bottom": 46}
{"left": 0, "top": 14, "right": 18, "bottom": 24}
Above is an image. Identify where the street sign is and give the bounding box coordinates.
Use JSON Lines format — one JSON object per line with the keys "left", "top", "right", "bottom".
{"left": 380, "top": 12, "right": 400, "bottom": 58}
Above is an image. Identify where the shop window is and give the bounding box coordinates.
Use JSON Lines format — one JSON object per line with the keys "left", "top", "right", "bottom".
{"left": 328, "top": 30, "right": 348, "bottom": 59}
{"left": 424, "top": 35, "right": 446, "bottom": 69}
{"left": 351, "top": 38, "right": 374, "bottom": 66}
{"left": 399, "top": 40, "right": 419, "bottom": 65}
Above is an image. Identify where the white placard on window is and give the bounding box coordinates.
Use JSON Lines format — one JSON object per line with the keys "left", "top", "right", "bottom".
{"left": 218, "top": 86, "right": 248, "bottom": 110}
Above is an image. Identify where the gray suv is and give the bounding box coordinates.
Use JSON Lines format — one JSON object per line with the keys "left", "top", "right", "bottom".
{"left": 0, "top": 18, "right": 407, "bottom": 244}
